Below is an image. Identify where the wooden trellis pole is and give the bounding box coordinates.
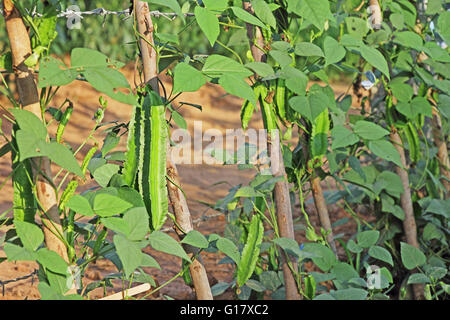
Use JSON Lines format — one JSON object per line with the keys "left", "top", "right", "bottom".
{"left": 369, "top": 0, "right": 423, "bottom": 300}
{"left": 3, "top": 0, "right": 76, "bottom": 294}
{"left": 243, "top": 2, "right": 301, "bottom": 301}
{"left": 134, "top": 1, "right": 213, "bottom": 300}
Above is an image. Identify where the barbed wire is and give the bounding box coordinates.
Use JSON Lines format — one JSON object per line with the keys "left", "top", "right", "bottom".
{"left": 0, "top": 7, "right": 195, "bottom": 21}
{"left": 0, "top": 269, "right": 38, "bottom": 296}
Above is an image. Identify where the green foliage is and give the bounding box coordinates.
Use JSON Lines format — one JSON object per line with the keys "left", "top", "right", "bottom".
{"left": 1, "top": 0, "right": 449, "bottom": 301}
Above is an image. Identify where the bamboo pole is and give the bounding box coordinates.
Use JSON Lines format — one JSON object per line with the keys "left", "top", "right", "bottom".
{"left": 243, "top": 2, "right": 301, "bottom": 300}
{"left": 134, "top": 1, "right": 213, "bottom": 300}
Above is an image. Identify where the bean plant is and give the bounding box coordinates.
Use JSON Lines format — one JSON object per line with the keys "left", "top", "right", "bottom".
{"left": 0, "top": 0, "right": 448, "bottom": 300}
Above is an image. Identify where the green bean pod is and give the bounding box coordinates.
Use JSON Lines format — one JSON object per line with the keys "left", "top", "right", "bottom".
{"left": 404, "top": 122, "right": 421, "bottom": 163}
{"left": 241, "top": 85, "right": 263, "bottom": 130}
{"left": 12, "top": 125, "right": 35, "bottom": 223}
{"left": 81, "top": 146, "right": 98, "bottom": 176}
{"left": 259, "top": 84, "right": 278, "bottom": 132}
{"left": 275, "top": 78, "right": 287, "bottom": 123}
{"left": 56, "top": 106, "right": 73, "bottom": 143}
{"left": 59, "top": 179, "right": 78, "bottom": 211}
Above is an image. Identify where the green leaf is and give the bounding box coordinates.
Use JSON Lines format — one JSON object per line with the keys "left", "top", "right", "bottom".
{"left": 245, "top": 279, "right": 266, "bottom": 292}
{"left": 425, "top": 0, "right": 443, "bottom": 15}
{"left": 66, "top": 195, "right": 95, "bottom": 217}
{"left": 171, "top": 110, "right": 187, "bottom": 130}
{"left": 181, "top": 230, "right": 209, "bottom": 249}
{"left": 425, "top": 199, "right": 450, "bottom": 218}
{"left": 93, "top": 193, "right": 133, "bottom": 217}
{"left": 245, "top": 62, "right": 274, "bottom": 78}
{"left": 345, "top": 17, "right": 370, "bottom": 40}
{"left": 356, "top": 230, "right": 380, "bottom": 248}
{"left": 347, "top": 239, "right": 363, "bottom": 254}
{"left": 14, "top": 220, "right": 44, "bottom": 251}
{"left": 202, "top": 54, "right": 253, "bottom": 79}
{"left": 194, "top": 6, "right": 220, "bottom": 47}
{"left": 113, "top": 234, "right": 143, "bottom": 277}
{"left": 251, "top": 0, "right": 276, "bottom": 28}
{"left": 216, "top": 237, "right": 240, "bottom": 264}
{"left": 407, "top": 273, "right": 431, "bottom": 285}
{"left": 401, "top": 242, "right": 426, "bottom": 270}
{"left": 288, "top": 0, "right": 332, "bottom": 31}
{"left": 289, "top": 92, "right": 329, "bottom": 122}
{"left": 367, "top": 140, "right": 402, "bottom": 167}
{"left": 324, "top": 36, "right": 346, "bottom": 66}
{"left": 148, "top": 231, "right": 190, "bottom": 261}
{"left": 4, "top": 243, "right": 37, "bottom": 261}
{"left": 259, "top": 271, "right": 282, "bottom": 291}
{"left": 280, "top": 66, "right": 308, "bottom": 96}
{"left": 203, "top": 0, "right": 228, "bottom": 12}
{"left": 38, "top": 56, "right": 77, "bottom": 88}
{"left": 269, "top": 50, "right": 292, "bottom": 68}
{"left": 390, "top": 13, "right": 405, "bottom": 30}
{"left": 42, "top": 142, "right": 84, "bottom": 177}
{"left": 82, "top": 67, "right": 136, "bottom": 105}
{"left": 302, "top": 243, "right": 337, "bottom": 272}
{"left": 360, "top": 45, "right": 390, "bottom": 79}
{"left": 173, "top": 62, "right": 206, "bottom": 93}
{"left": 390, "top": 82, "right": 414, "bottom": 102}
{"left": 37, "top": 248, "right": 68, "bottom": 275}
{"left": 331, "top": 262, "right": 359, "bottom": 282}
{"left": 237, "top": 215, "right": 264, "bottom": 287}
{"left": 331, "top": 288, "right": 368, "bottom": 300}
{"left": 71, "top": 48, "right": 123, "bottom": 69}
{"left": 422, "top": 223, "right": 442, "bottom": 242}
{"left": 273, "top": 237, "right": 303, "bottom": 258}
{"left": 393, "top": 31, "right": 423, "bottom": 51}
{"left": 101, "top": 217, "right": 130, "bottom": 236}
{"left": 397, "top": 97, "right": 432, "bottom": 120}
{"left": 295, "top": 42, "right": 324, "bottom": 57}
{"left": 331, "top": 125, "right": 359, "bottom": 149}
{"left": 368, "top": 246, "right": 394, "bottom": 266}
{"left": 234, "top": 186, "right": 264, "bottom": 198}
{"left": 155, "top": 33, "right": 179, "bottom": 44}
{"left": 123, "top": 207, "right": 149, "bottom": 241}
{"left": 146, "top": 0, "right": 185, "bottom": 23}
{"left": 230, "top": 6, "right": 267, "bottom": 29}
{"left": 101, "top": 134, "right": 120, "bottom": 158}
{"left": 10, "top": 109, "right": 47, "bottom": 139}
{"left": 375, "top": 171, "right": 404, "bottom": 197}
{"left": 141, "top": 253, "right": 161, "bottom": 270}
{"left": 437, "top": 11, "right": 450, "bottom": 46}
{"left": 381, "top": 195, "right": 405, "bottom": 220}
{"left": 219, "top": 74, "right": 257, "bottom": 106}
{"left": 93, "top": 164, "right": 120, "bottom": 188}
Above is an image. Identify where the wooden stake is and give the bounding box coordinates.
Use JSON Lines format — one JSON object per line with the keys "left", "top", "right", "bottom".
{"left": 311, "top": 174, "right": 337, "bottom": 256}
{"left": 243, "top": 2, "right": 301, "bottom": 300}
{"left": 99, "top": 283, "right": 151, "bottom": 300}
{"left": 3, "top": 0, "right": 70, "bottom": 264}
{"left": 431, "top": 112, "right": 450, "bottom": 196}
{"left": 390, "top": 131, "right": 423, "bottom": 300}
{"left": 135, "top": 1, "right": 213, "bottom": 300}
{"left": 3, "top": 0, "right": 76, "bottom": 294}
